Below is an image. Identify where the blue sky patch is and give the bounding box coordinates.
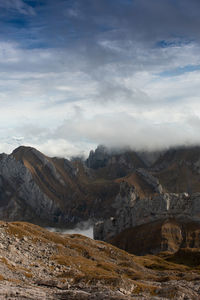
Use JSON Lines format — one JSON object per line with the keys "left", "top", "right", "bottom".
{"left": 159, "top": 65, "right": 200, "bottom": 77}
{"left": 156, "top": 39, "right": 192, "bottom": 48}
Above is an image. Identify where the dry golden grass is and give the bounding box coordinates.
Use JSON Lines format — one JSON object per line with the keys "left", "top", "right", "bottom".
{"left": 0, "top": 257, "right": 16, "bottom": 271}
{"left": 0, "top": 274, "right": 5, "bottom": 281}
{"left": 23, "top": 272, "right": 33, "bottom": 278}
{"left": 7, "top": 278, "right": 21, "bottom": 284}
{"left": 5, "top": 222, "right": 148, "bottom": 287}
{"left": 6, "top": 222, "right": 67, "bottom": 245}
{"left": 115, "top": 172, "right": 156, "bottom": 198}
{"left": 4, "top": 220, "right": 200, "bottom": 290}
{"left": 133, "top": 282, "right": 158, "bottom": 296}
{"left": 167, "top": 248, "right": 200, "bottom": 268}
{"left": 134, "top": 254, "right": 190, "bottom": 272}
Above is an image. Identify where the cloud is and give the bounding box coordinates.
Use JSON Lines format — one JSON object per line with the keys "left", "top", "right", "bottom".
{"left": 1, "top": 1, "right": 200, "bottom": 157}
{"left": 0, "top": 0, "right": 35, "bottom": 15}
{"left": 31, "top": 139, "right": 91, "bottom": 159}
{"left": 53, "top": 110, "right": 200, "bottom": 152}
{"left": 45, "top": 0, "right": 200, "bottom": 48}
{"left": 1, "top": 39, "right": 200, "bottom": 156}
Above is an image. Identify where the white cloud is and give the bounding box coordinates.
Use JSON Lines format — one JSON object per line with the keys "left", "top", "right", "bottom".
{"left": 53, "top": 110, "right": 200, "bottom": 152}
{"left": 1, "top": 36, "right": 200, "bottom": 157}
{"left": 34, "top": 139, "right": 93, "bottom": 159}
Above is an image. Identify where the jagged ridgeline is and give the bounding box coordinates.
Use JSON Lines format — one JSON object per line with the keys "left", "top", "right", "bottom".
{"left": 0, "top": 144, "right": 155, "bottom": 226}
{"left": 1, "top": 145, "right": 200, "bottom": 254}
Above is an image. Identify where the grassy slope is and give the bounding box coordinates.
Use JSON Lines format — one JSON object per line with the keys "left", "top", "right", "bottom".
{"left": 2, "top": 221, "right": 200, "bottom": 297}
{"left": 109, "top": 219, "right": 200, "bottom": 255}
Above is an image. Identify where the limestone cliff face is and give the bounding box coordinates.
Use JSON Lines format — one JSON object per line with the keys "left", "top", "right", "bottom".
{"left": 90, "top": 145, "right": 200, "bottom": 254}
{"left": 86, "top": 145, "right": 110, "bottom": 169}
{"left": 0, "top": 146, "right": 120, "bottom": 226}
{"left": 0, "top": 149, "right": 83, "bottom": 224}
{"left": 0, "top": 153, "right": 58, "bottom": 223}
{"left": 94, "top": 181, "right": 200, "bottom": 242}
{"left": 86, "top": 145, "right": 146, "bottom": 179}
{"left": 151, "top": 146, "right": 200, "bottom": 193}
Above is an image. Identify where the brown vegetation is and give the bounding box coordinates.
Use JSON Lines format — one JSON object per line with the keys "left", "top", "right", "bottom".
{"left": 0, "top": 221, "right": 199, "bottom": 298}
{"left": 109, "top": 218, "right": 200, "bottom": 255}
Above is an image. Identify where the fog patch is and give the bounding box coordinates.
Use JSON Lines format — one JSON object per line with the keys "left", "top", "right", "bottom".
{"left": 46, "top": 221, "right": 94, "bottom": 239}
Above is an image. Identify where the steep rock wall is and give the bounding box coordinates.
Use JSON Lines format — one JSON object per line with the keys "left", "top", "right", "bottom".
{"left": 0, "top": 153, "right": 59, "bottom": 223}
{"left": 94, "top": 181, "right": 200, "bottom": 241}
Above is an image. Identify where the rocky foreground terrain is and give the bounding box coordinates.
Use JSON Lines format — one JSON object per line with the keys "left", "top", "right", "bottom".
{"left": 0, "top": 221, "right": 200, "bottom": 299}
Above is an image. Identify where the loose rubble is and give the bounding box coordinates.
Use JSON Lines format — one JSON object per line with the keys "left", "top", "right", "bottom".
{"left": 0, "top": 221, "right": 199, "bottom": 299}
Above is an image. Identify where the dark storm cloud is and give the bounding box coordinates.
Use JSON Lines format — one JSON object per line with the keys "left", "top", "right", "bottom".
{"left": 34, "top": 0, "right": 200, "bottom": 47}
{"left": 14, "top": 0, "right": 199, "bottom": 77}
{"left": 0, "top": 0, "right": 199, "bottom": 73}
{"left": 2, "top": 0, "right": 200, "bottom": 49}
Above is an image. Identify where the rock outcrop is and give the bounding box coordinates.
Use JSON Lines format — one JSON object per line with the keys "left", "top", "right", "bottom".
{"left": 136, "top": 168, "right": 163, "bottom": 193}
{"left": 151, "top": 145, "right": 200, "bottom": 193}
{"left": 86, "top": 145, "right": 146, "bottom": 179}
{"left": 94, "top": 181, "right": 200, "bottom": 248}
{"left": 86, "top": 145, "right": 110, "bottom": 169}
{"left": 109, "top": 218, "right": 200, "bottom": 255}
{"left": 0, "top": 153, "right": 58, "bottom": 223}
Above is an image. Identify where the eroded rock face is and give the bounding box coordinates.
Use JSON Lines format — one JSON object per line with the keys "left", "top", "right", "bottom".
{"left": 0, "top": 146, "right": 122, "bottom": 226}
{"left": 109, "top": 218, "right": 200, "bottom": 255}
{"left": 86, "top": 145, "right": 110, "bottom": 169}
{"left": 86, "top": 145, "right": 146, "bottom": 175}
{"left": 136, "top": 168, "right": 163, "bottom": 193}
{"left": 0, "top": 153, "right": 58, "bottom": 222}
{"left": 94, "top": 181, "right": 200, "bottom": 242}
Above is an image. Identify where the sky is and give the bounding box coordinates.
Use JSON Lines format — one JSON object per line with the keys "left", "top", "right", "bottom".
{"left": 1, "top": 0, "right": 200, "bottom": 158}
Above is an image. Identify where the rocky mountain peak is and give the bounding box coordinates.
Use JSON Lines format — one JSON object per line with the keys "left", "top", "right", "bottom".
{"left": 86, "top": 145, "right": 146, "bottom": 180}
{"left": 12, "top": 145, "right": 41, "bottom": 162}
{"left": 86, "top": 145, "right": 110, "bottom": 169}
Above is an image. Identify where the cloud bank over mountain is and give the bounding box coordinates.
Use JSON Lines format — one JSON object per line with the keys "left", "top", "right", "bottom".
{"left": 1, "top": 0, "right": 200, "bottom": 157}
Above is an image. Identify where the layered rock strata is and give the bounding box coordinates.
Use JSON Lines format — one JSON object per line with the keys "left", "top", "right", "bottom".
{"left": 94, "top": 181, "right": 200, "bottom": 243}
{"left": 0, "top": 146, "right": 121, "bottom": 226}
{"left": 0, "top": 153, "right": 58, "bottom": 222}
{"left": 109, "top": 218, "right": 200, "bottom": 255}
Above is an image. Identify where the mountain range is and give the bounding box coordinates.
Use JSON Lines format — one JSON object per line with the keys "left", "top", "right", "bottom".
{"left": 0, "top": 145, "right": 150, "bottom": 226}
{"left": 1, "top": 144, "right": 200, "bottom": 256}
